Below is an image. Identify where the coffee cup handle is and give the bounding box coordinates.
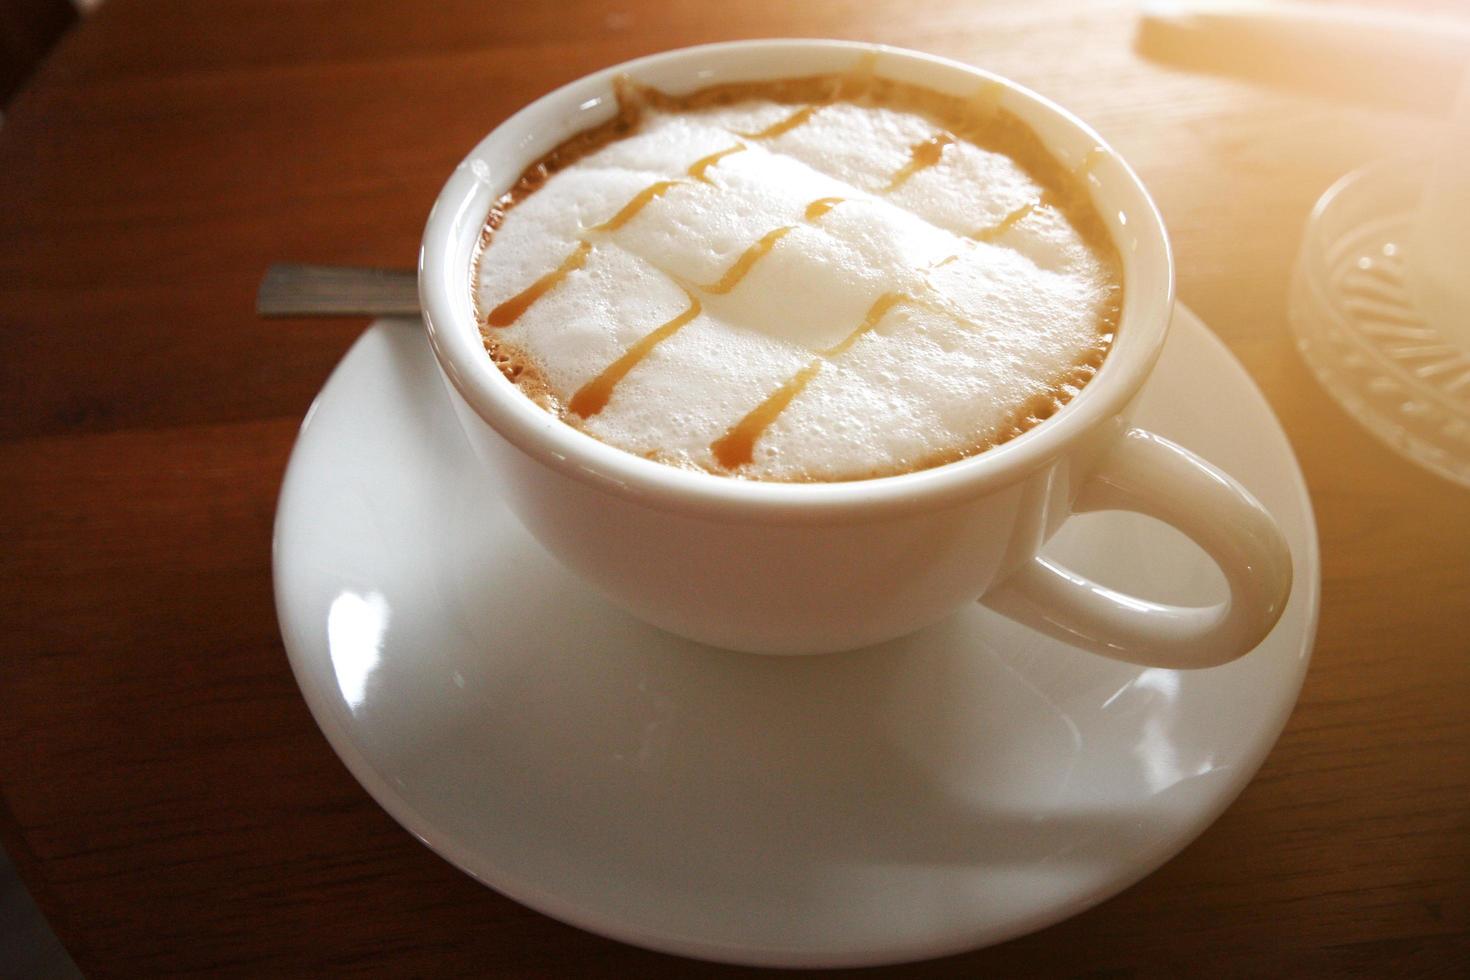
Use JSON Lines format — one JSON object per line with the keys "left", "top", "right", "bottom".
{"left": 981, "top": 428, "right": 1293, "bottom": 668}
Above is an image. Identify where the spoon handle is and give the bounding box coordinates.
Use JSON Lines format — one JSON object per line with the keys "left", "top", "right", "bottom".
{"left": 256, "top": 263, "right": 420, "bottom": 317}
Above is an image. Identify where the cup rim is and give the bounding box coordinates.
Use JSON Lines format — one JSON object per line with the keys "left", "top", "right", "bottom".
{"left": 420, "top": 38, "right": 1174, "bottom": 521}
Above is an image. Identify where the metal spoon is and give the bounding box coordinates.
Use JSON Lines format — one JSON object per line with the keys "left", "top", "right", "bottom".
{"left": 256, "top": 263, "right": 419, "bottom": 317}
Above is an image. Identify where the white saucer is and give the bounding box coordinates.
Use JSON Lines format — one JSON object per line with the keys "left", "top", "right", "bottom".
{"left": 274, "top": 304, "right": 1319, "bottom": 968}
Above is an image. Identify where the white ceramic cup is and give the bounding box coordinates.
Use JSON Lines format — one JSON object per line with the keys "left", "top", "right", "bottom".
{"left": 419, "top": 39, "right": 1292, "bottom": 666}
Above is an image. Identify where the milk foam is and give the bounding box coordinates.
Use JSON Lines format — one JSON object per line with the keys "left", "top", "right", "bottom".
{"left": 475, "top": 80, "right": 1120, "bottom": 481}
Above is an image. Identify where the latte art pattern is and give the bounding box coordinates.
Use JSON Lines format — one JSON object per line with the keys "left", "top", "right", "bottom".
{"left": 474, "top": 71, "right": 1122, "bottom": 481}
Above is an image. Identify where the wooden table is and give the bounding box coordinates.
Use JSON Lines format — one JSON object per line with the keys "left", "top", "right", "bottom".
{"left": 2, "top": 1, "right": 1467, "bottom": 975}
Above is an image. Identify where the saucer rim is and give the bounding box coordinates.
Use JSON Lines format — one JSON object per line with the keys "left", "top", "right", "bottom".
{"left": 272, "top": 302, "right": 1320, "bottom": 968}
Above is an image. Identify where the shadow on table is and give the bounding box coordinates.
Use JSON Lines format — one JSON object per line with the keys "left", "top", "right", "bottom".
{"left": 0, "top": 844, "right": 82, "bottom": 979}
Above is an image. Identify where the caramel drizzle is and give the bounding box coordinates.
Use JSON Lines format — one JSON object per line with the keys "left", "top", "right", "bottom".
{"left": 594, "top": 180, "right": 681, "bottom": 232}
{"left": 489, "top": 117, "right": 1105, "bottom": 466}
{"left": 701, "top": 226, "right": 793, "bottom": 294}
{"left": 481, "top": 70, "right": 1121, "bottom": 478}
{"left": 804, "top": 196, "right": 845, "bottom": 221}
{"left": 824, "top": 291, "right": 910, "bottom": 358}
{"left": 486, "top": 240, "right": 593, "bottom": 327}
{"left": 885, "top": 132, "right": 954, "bottom": 192}
{"left": 971, "top": 199, "right": 1038, "bottom": 242}
{"left": 485, "top": 147, "right": 749, "bottom": 328}
{"left": 597, "top": 144, "right": 748, "bottom": 233}
{"left": 737, "top": 104, "right": 820, "bottom": 140}
{"left": 711, "top": 361, "right": 824, "bottom": 469}
{"left": 696, "top": 133, "right": 1093, "bottom": 465}
{"left": 703, "top": 194, "right": 847, "bottom": 295}
{"left": 708, "top": 292, "right": 910, "bottom": 468}
{"left": 569, "top": 290, "right": 702, "bottom": 418}
{"left": 559, "top": 186, "right": 841, "bottom": 419}
{"left": 688, "top": 143, "right": 746, "bottom": 183}
{"left": 965, "top": 149, "right": 1099, "bottom": 243}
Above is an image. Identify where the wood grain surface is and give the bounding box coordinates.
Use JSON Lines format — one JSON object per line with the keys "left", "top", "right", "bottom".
{"left": 2, "top": 1, "right": 1467, "bottom": 975}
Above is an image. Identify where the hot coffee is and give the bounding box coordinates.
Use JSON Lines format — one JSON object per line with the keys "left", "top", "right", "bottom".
{"left": 473, "top": 66, "right": 1122, "bottom": 482}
